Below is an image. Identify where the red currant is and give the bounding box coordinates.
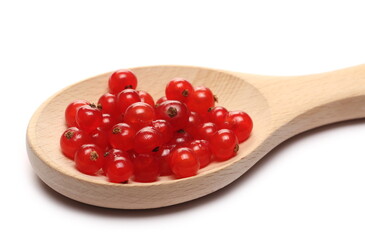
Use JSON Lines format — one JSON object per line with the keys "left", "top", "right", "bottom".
{"left": 196, "top": 122, "right": 218, "bottom": 141}
{"left": 170, "top": 147, "right": 199, "bottom": 178}
{"left": 226, "top": 111, "right": 253, "bottom": 142}
{"left": 189, "top": 140, "right": 212, "bottom": 168}
{"left": 108, "top": 69, "right": 137, "bottom": 94}
{"left": 155, "top": 96, "right": 167, "bottom": 107}
{"left": 132, "top": 153, "right": 160, "bottom": 182}
{"left": 74, "top": 144, "right": 104, "bottom": 175}
{"left": 208, "top": 106, "right": 229, "bottom": 129}
{"left": 187, "top": 86, "right": 215, "bottom": 116}
{"left": 124, "top": 102, "right": 155, "bottom": 130}
{"left": 165, "top": 78, "right": 194, "bottom": 103}
{"left": 102, "top": 148, "right": 131, "bottom": 174}
{"left": 106, "top": 158, "right": 133, "bottom": 183}
{"left": 89, "top": 128, "right": 109, "bottom": 151}
{"left": 155, "top": 100, "right": 190, "bottom": 131}
{"left": 156, "top": 145, "right": 174, "bottom": 176}
{"left": 65, "top": 100, "right": 90, "bottom": 127}
{"left": 98, "top": 114, "right": 117, "bottom": 132}
{"left": 116, "top": 89, "right": 141, "bottom": 115}
{"left": 184, "top": 111, "right": 202, "bottom": 138}
{"left": 169, "top": 130, "right": 192, "bottom": 147}
{"left": 97, "top": 93, "right": 118, "bottom": 116}
{"left": 127, "top": 149, "right": 138, "bottom": 160}
{"left": 60, "top": 127, "right": 90, "bottom": 159}
{"left": 108, "top": 123, "right": 136, "bottom": 151}
{"left": 210, "top": 129, "right": 239, "bottom": 161}
{"left": 134, "top": 127, "right": 162, "bottom": 154}
{"left": 137, "top": 90, "right": 155, "bottom": 107}
{"left": 76, "top": 104, "right": 103, "bottom": 132}
{"left": 151, "top": 119, "right": 173, "bottom": 144}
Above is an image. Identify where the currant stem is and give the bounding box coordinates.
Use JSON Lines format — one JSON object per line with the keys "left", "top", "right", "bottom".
{"left": 152, "top": 146, "right": 160, "bottom": 152}
{"left": 214, "top": 95, "right": 218, "bottom": 103}
{"left": 89, "top": 103, "right": 97, "bottom": 108}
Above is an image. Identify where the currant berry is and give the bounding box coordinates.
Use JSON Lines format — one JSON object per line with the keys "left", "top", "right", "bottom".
{"left": 127, "top": 149, "right": 138, "bottom": 160}
{"left": 184, "top": 111, "right": 202, "bottom": 138}
{"left": 134, "top": 127, "right": 163, "bottom": 154}
{"left": 107, "top": 158, "right": 134, "bottom": 183}
{"left": 116, "top": 89, "right": 141, "bottom": 115}
{"left": 210, "top": 129, "right": 239, "bottom": 161}
{"left": 208, "top": 106, "right": 229, "bottom": 129}
{"left": 196, "top": 122, "right": 218, "bottom": 141}
{"left": 108, "top": 69, "right": 137, "bottom": 94}
{"left": 89, "top": 128, "right": 109, "bottom": 151}
{"left": 102, "top": 148, "right": 131, "bottom": 174}
{"left": 132, "top": 153, "right": 160, "bottom": 182}
{"left": 155, "top": 100, "right": 190, "bottom": 131}
{"left": 65, "top": 100, "right": 90, "bottom": 127}
{"left": 169, "top": 130, "right": 192, "bottom": 147}
{"left": 170, "top": 147, "right": 200, "bottom": 178}
{"left": 98, "top": 114, "right": 117, "bottom": 132}
{"left": 156, "top": 145, "right": 175, "bottom": 176}
{"left": 226, "top": 111, "right": 253, "bottom": 142}
{"left": 97, "top": 93, "right": 118, "bottom": 116}
{"left": 60, "top": 127, "right": 90, "bottom": 159}
{"left": 75, "top": 104, "right": 103, "bottom": 132}
{"left": 151, "top": 119, "right": 173, "bottom": 144}
{"left": 189, "top": 140, "right": 212, "bottom": 168}
{"left": 165, "top": 78, "right": 194, "bottom": 103}
{"left": 124, "top": 102, "right": 155, "bottom": 130}
{"left": 187, "top": 86, "right": 215, "bottom": 116}
{"left": 108, "top": 123, "right": 136, "bottom": 151}
{"left": 137, "top": 90, "right": 155, "bottom": 107}
{"left": 155, "top": 96, "right": 167, "bottom": 107}
{"left": 74, "top": 144, "right": 104, "bottom": 175}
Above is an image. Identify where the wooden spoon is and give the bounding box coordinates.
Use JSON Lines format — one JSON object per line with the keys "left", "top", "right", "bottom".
{"left": 27, "top": 65, "right": 365, "bottom": 209}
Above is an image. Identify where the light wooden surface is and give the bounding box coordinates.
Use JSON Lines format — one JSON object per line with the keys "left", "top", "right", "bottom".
{"left": 26, "top": 65, "right": 365, "bottom": 209}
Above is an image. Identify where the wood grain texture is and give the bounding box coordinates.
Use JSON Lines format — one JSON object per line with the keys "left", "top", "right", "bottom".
{"left": 27, "top": 65, "right": 365, "bottom": 209}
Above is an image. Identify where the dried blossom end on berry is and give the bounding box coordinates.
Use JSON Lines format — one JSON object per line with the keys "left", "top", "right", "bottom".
{"left": 112, "top": 127, "right": 121, "bottom": 134}
{"left": 90, "top": 151, "right": 99, "bottom": 161}
{"left": 234, "top": 144, "right": 239, "bottom": 153}
{"left": 167, "top": 107, "right": 178, "bottom": 118}
{"left": 182, "top": 89, "right": 189, "bottom": 97}
{"left": 64, "top": 130, "right": 74, "bottom": 139}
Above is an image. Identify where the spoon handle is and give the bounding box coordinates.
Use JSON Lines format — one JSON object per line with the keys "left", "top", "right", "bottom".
{"left": 241, "top": 64, "right": 365, "bottom": 140}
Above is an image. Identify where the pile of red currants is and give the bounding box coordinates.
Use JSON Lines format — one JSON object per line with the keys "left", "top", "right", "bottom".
{"left": 60, "top": 69, "right": 253, "bottom": 183}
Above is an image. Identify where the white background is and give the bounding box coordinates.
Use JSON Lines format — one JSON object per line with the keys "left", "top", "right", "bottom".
{"left": 1, "top": 0, "right": 365, "bottom": 239}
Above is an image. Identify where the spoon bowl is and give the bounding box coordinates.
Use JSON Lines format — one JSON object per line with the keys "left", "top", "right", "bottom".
{"left": 27, "top": 65, "right": 365, "bottom": 209}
